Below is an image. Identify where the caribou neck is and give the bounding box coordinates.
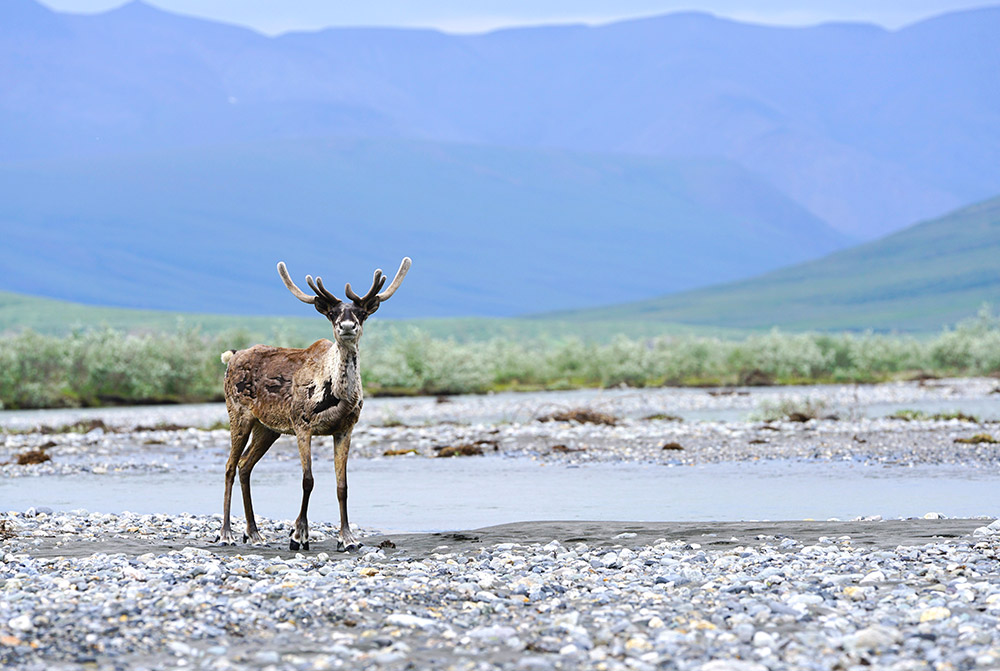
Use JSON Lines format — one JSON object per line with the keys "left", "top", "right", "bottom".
{"left": 325, "top": 339, "right": 362, "bottom": 407}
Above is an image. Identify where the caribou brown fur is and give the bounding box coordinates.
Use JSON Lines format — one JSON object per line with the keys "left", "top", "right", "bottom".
{"left": 219, "top": 258, "right": 411, "bottom": 551}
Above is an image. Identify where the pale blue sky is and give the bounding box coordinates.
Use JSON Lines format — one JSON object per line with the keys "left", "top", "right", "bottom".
{"left": 36, "top": 0, "right": 1000, "bottom": 34}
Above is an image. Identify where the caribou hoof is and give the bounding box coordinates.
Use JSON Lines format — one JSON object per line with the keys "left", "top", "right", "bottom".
{"left": 337, "top": 540, "right": 362, "bottom": 553}
{"left": 288, "top": 539, "right": 310, "bottom": 551}
{"left": 289, "top": 529, "right": 310, "bottom": 552}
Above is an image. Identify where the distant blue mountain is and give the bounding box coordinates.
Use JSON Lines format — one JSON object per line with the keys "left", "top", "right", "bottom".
{"left": 0, "top": 139, "right": 846, "bottom": 317}
{"left": 2, "top": 1, "right": 999, "bottom": 239}
{"left": 1, "top": 1, "right": 998, "bottom": 318}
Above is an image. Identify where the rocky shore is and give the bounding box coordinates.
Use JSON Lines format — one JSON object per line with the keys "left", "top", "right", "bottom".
{"left": 3, "top": 511, "right": 1000, "bottom": 670}
{"left": 2, "top": 379, "right": 999, "bottom": 669}
{"left": 2, "top": 379, "right": 999, "bottom": 479}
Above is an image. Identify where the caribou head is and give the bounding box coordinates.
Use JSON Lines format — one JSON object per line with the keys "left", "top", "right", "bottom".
{"left": 277, "top": 258, "right": 411, "bottom": 345}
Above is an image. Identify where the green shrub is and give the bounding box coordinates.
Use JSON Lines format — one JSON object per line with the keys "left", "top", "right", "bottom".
{"left": 1, "top": 306, "right": 999, "bottom": 408}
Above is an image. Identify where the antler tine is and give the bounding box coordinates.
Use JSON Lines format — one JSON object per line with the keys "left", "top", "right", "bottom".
{"left": 313, "top": 276, "right": 342, "bottom": 304}
{"left": 344, "top": 282, "right": 362, "bottom": 304}
{"left": 376, "top": 257, "right": 412, "bottom": 301}
{"left": 277, "top": 262, "right": 316, "bottom": 304}
{"left": 362, "top": 270, "right": 386, "bottom": 303}
{"left": 345, "top": 269, "right": 386, "bottom": 305}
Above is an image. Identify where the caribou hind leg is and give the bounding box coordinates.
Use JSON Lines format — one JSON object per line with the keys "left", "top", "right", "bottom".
{"left": 219, "top": 411, "right": 253, "bottom": 545}
{"left": 238, "top": 422, "right": 280, "bottom": 544}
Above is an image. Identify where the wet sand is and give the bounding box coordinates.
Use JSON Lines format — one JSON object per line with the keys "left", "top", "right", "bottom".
{"left": 26, "top": 518, "right": 986, "bottom": 560}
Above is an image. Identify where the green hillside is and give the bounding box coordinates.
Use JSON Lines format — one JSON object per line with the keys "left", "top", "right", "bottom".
{"left": 8, "top": 194, "right": 998, "bottom": 337}
{"left": 546, "top": 196, "right": 1000, "bottom": 332}
{"left": 0, "top": 290, "right": 739, "bottom": 344}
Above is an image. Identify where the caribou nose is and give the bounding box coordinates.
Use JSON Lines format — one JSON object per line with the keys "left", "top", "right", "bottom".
{"left": 340, "top": 321, "right": 358, "bottom": 334}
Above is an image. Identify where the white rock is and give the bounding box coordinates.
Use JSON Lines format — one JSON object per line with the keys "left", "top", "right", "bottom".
{"left": 973, "top": 520, "right": 1000, "bottom": 536}
{"left": 469, "top": 625, "right": 517, "bottom": 642}
{"left": 8, "top": 614, "right": 32, "bottom": 632}
{"left": 698, "top": 660, "right": 768, "bottom": 671}
{"left": 553, "top": 611, "right": 580, "bottom": 629}
{"left": 842, "top": 625, "right": 901, "bottom": 652}
{"left": 168, "top": 641, "right": 194, "bottom": 656}
{"left": 860, "top": 570, "right": 886, "bottom": 584}
{"left": 386, "top": 613, "right": 436, "bottom": 629}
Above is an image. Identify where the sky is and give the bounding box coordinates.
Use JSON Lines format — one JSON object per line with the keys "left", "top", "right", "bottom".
{"left": 36, "top": 0, "right": 1000, "bottom": 35}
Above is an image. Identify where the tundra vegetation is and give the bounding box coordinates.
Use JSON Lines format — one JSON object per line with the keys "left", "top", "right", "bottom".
{"left": 0, "top": 309, "right": 998, "bottom": 410}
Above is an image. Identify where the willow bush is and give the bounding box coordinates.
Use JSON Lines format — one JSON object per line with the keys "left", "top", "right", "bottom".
{"left": 1, "top": 308, "right": 998, "bottom": 409}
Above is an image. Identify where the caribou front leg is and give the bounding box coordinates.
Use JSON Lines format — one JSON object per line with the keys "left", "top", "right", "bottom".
{"left": 334, "top": 430, "right": 360, "bottom": 551}
{"left": 290, "top": 430, "right": 314, "bottom": 551}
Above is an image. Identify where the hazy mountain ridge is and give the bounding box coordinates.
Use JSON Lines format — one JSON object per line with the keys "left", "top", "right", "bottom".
{"left": 3, "top": 1, "right": 999, "bottom": 238}
{"left": 0, "top": 138, "right": 846, "bottom": 317}
{"left": 546, "top": 195, "right": 1000, "bottom": 331}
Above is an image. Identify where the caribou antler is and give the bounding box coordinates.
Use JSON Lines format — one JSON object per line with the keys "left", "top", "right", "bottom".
{"left": 378, "top": 257, "right": 412, "bottom": 301}
{"left": 345, "top": 269, "right": 385, "bottom": 306}
{"left": 277, "top": 262, "right": 342, "bottom": 305}
{"left": 344, "top": 257, "right": 411, "bottom": 309}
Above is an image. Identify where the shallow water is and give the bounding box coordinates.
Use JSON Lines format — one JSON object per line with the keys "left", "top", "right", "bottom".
{"left": 3, "top": 457, "right": 997, "bottom": 533}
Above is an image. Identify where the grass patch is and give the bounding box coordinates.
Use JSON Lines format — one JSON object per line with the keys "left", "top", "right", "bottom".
{"left": 15, "top": 448, "right": 51, "bottom": 465}
{"left": 434, "top": 444, "right": 484, "bottom": 457}
{"left": 537, "top": 408, "right": 619, "bottom": 426}
{"left": 752, "top": 398, "right": 830, "bottom": 423}
{"left": 643, "top": 413, "right": 684, "bottom": 422}
{"left": 954, "top": 433, "right": 998, "bottom": 444}
{"left": 888, "top": 410, "right": 980, "bottom": 422}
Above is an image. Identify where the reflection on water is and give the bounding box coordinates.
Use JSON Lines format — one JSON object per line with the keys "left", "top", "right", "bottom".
{"left": 2, "top": 457, "right": 997, "bottom": 533}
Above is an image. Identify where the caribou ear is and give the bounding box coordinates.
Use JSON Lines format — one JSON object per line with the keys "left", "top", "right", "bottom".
{"left": 312, "top": 296, "right": 337, "bottom": 317}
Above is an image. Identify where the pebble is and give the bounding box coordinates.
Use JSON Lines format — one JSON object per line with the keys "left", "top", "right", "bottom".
{"left": 0, "top": 510, "right": 998, "bottom": 670}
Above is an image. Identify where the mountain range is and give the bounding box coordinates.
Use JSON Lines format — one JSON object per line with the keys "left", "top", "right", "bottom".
{"left": 3, "top": 191, "right": 997, "bottom": 335}
{"left": 0, "top": 138, "right": 845, "bottom": 317}
{"left": 2, "top": 1, "right": 999, "bottom": 320}
{"left": 552, "top": 195, "right": 1000, "bottom": 331}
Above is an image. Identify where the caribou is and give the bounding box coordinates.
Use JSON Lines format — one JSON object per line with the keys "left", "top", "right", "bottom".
{"left": 218, "top": 258, "right": 411, "bottom": 551}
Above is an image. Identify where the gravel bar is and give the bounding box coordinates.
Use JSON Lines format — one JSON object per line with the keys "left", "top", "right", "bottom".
{"left": 3, "top": 379, "right": 1000, "bottom": 669}
{"left": 4, "top": 511, "right": 1000, "bottom": 671}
